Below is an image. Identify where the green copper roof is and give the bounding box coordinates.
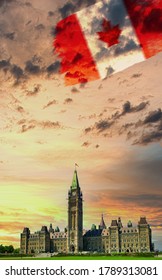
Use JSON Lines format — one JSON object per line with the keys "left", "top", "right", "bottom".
{"left": 71, "top": 170, "right": 80, "bottom": 189}
{"left": 127, "top": 220, "right": 132, "bottom": 227}
{"left": 55, "top": 226, "right": 60, "bottom": 232}
{"left": 91, "top": 224, "right": 96, "bottom": 231}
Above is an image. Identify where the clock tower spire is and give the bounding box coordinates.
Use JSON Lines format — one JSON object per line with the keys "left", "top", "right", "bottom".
{"left": 67, "top": 169, "right": 83, "bottom": 253}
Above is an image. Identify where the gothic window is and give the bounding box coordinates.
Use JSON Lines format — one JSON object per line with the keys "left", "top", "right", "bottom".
{"left": 71, "top": 232, "right": 74, "bottom": 240}
{"left": 72, "top": 214, "right": 76, "bottom": 229}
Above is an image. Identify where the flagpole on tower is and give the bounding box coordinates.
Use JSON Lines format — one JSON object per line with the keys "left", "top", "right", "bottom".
{"left": 75, "top": 163, "right": 79, "bottom": 171}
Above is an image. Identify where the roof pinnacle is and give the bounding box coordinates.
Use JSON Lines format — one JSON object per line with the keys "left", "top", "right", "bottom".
{"left": 71, "top": 168, "right": 80, "bottom": 190}
{"left": 99, "top": 213, "right": 106, "bottom": 229}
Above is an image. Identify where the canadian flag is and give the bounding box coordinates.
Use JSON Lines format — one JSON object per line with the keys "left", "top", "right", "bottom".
{"left": 54, "top": 0, "right": 162, "bottom": 86}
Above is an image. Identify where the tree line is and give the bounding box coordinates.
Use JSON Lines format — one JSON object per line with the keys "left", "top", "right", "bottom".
{"left": 0, "top": 244, "right": 20, "bottom": 254}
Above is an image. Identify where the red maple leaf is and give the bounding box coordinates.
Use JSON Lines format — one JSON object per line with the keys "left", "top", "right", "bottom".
{"left": 97, "top": 18, "right": 121, "bottom": 47}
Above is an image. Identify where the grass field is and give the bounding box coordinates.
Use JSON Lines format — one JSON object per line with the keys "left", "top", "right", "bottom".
{"left": 1, "top": 255, "right": 162, "bottom": 260}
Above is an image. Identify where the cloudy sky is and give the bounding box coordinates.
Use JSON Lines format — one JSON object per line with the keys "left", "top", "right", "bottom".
{"left": 0, "top": 0, "right": 162, "bottom": 250}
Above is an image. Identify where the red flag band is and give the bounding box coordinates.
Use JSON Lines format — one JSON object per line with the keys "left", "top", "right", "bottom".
{"left": 54, "top": 0, "right": 162, "bottom": 86}
{"left": 124, "top": 0, "right": 162, "bottom": 58}
{"left": 54, "top": 14, "right": 100, "bottom": 85}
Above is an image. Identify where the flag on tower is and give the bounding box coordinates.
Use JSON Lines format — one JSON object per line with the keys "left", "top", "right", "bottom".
{"left": 54, "top": 0, "right": 162, "bottom": 86}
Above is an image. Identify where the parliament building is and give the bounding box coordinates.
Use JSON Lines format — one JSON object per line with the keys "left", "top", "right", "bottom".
{"left": 20, "top": 170, "right": 153, "bottom": 254}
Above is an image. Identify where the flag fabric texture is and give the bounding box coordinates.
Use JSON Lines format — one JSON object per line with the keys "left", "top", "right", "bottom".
{"left": 54, "top": 0, "right": 162, "bottom": 85}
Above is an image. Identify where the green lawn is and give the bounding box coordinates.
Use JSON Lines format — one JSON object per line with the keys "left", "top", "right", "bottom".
{"left": 1, "top": 255, "right": 162, "bottom": 260}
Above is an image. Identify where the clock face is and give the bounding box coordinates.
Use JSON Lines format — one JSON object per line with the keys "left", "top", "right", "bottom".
{"left": 72, "top": 191, "right": 76, "bottom": 196}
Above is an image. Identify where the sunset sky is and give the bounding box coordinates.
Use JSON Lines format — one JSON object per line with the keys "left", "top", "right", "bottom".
{"left": 0, "top": 0, "right": 162, "bottom": 250}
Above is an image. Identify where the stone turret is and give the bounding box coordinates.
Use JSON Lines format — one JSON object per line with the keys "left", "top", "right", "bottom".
{"left": 99, "top": 214, "right": 106, "bottom": 229}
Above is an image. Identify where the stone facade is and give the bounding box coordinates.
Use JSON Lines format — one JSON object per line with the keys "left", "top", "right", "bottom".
{"left": 20, "top": 170, "right": 153, "bottom": 254}
{"left": 20, "top": 226, "right": 50, "bottom": 254}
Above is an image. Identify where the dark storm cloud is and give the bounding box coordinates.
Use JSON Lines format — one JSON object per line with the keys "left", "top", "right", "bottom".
{"left": 134, "top": 131, "right": 162, "bottom": 145}
{"left": 158, "top": 121, "right": 162, "bottom": 131}
{"left": 31, "top": 55, "right": 42, "bottom": 65}
{"left": 33, "top": 84, "right": 40, "bottom": 93}
{"left": 119, "top": 123, "right": 134, "bottom": 134}
{"left": 47, "top": 61, "right": 60, "bottom": 74}
{"left": 59, "top": 0, "right": 98, "bottom": 19}
{"left": 35, "top": 24, "right": 45, "bottom": 31}
{"left": 25, "top": 2, "right": 32, "bottom": 7}
{"left": 0, "top": 59, "right": 25, "bottom": 82}
{"left": 5, "top": 32, "right": 15, "bottom": 40}
{"left": 130, "top": 108, "right": 162, "bottom": 128}
{"left": 0, "top": 59, "right": 10, "bottom": 69}
{"left": 10, "top": 64, "right": 24, "bottom": 80}
{"left": 105, "top": 66, "right": 115, "bottom": 77}
{"left": 90, "top": 16, "right": 102, "bottom": 34}
{"left": 131, "top": 73, "right": 142, "bottom": 79}
{"left": 96, "top": 39, "right": 139, "bottom": 62}
{"left": 83, "top": 101, "right": 162, "bottom": 146}
{"left": 71, "top": 87, "right": 80, "bottom": 93}
{"left": 99, "top": 0, "right": 127, "bottom": 27}
{"left": 122, "top": 123, "right": 134, "bottom": 129}
{"left": 143, "top": 109, "right": 162, "bottom": 124}
{"left": 0, "top": 0, "right": 4, "bottom": 6}
{"left": 84, "top": 101, "right": 149, "bottom": 136}
{"left": 126, "top": 130, "right": 138, "bottom": 140}
{"left": 90, "top": 0, "right": 131, "bottom": 59}
{"left": 95, "top": 47, "right": 110, "bottom": 61}
{"left": 77, "top": 0, "right": 97, "bottom": 7}
{"left": 64, "top": 98, "right": 73, "bottom": 104}
{"left": 118, "top": 107, "right": 162, "bottom": 145}
{"left": 18, "top": 119, "right": 62, "bottom": 133}
{"left": 112, "top": 101, "right": 149, "bottom": 120}
{"left": 81, "top": 141, "right": 91, "bottom": 147}
{"left": 84, "top": 127, "right": 92, "bottom": 134}
{"left": 114, "top": 38, "right": 140, "bottom": 56}
{"left": 121, "top": 101, "right": 149, "bottom": 115}
{"left": 112, "top": 193, "right": 162, "bottom": 209}
{"left": 134, "top": 102, "right": 149, "bottom": 112}
{"left": 93, "top": 150, "right": 162, "bottom": 194}
{"left": 59, "top": 2, "right": 75, "bottom": 18}
{"left": 127, "top": 155, "right": 162, "bottom": 191}
{"left": 95, "top": 119, "right": 114, "bottom": 132}
{"left": 0, "top": 0, "right": 15, "bottom": 7}
{"left": 25, "top": 61, "right": 41, "bottom": 75}
{"left": 48, "top": 11, "right": 54, "bottom": 17}
{"left": 50, "top": 27, "right": 56, "bottom": 37}
{"left": 122, "top": 101, "right": 131, "bottom": 113}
